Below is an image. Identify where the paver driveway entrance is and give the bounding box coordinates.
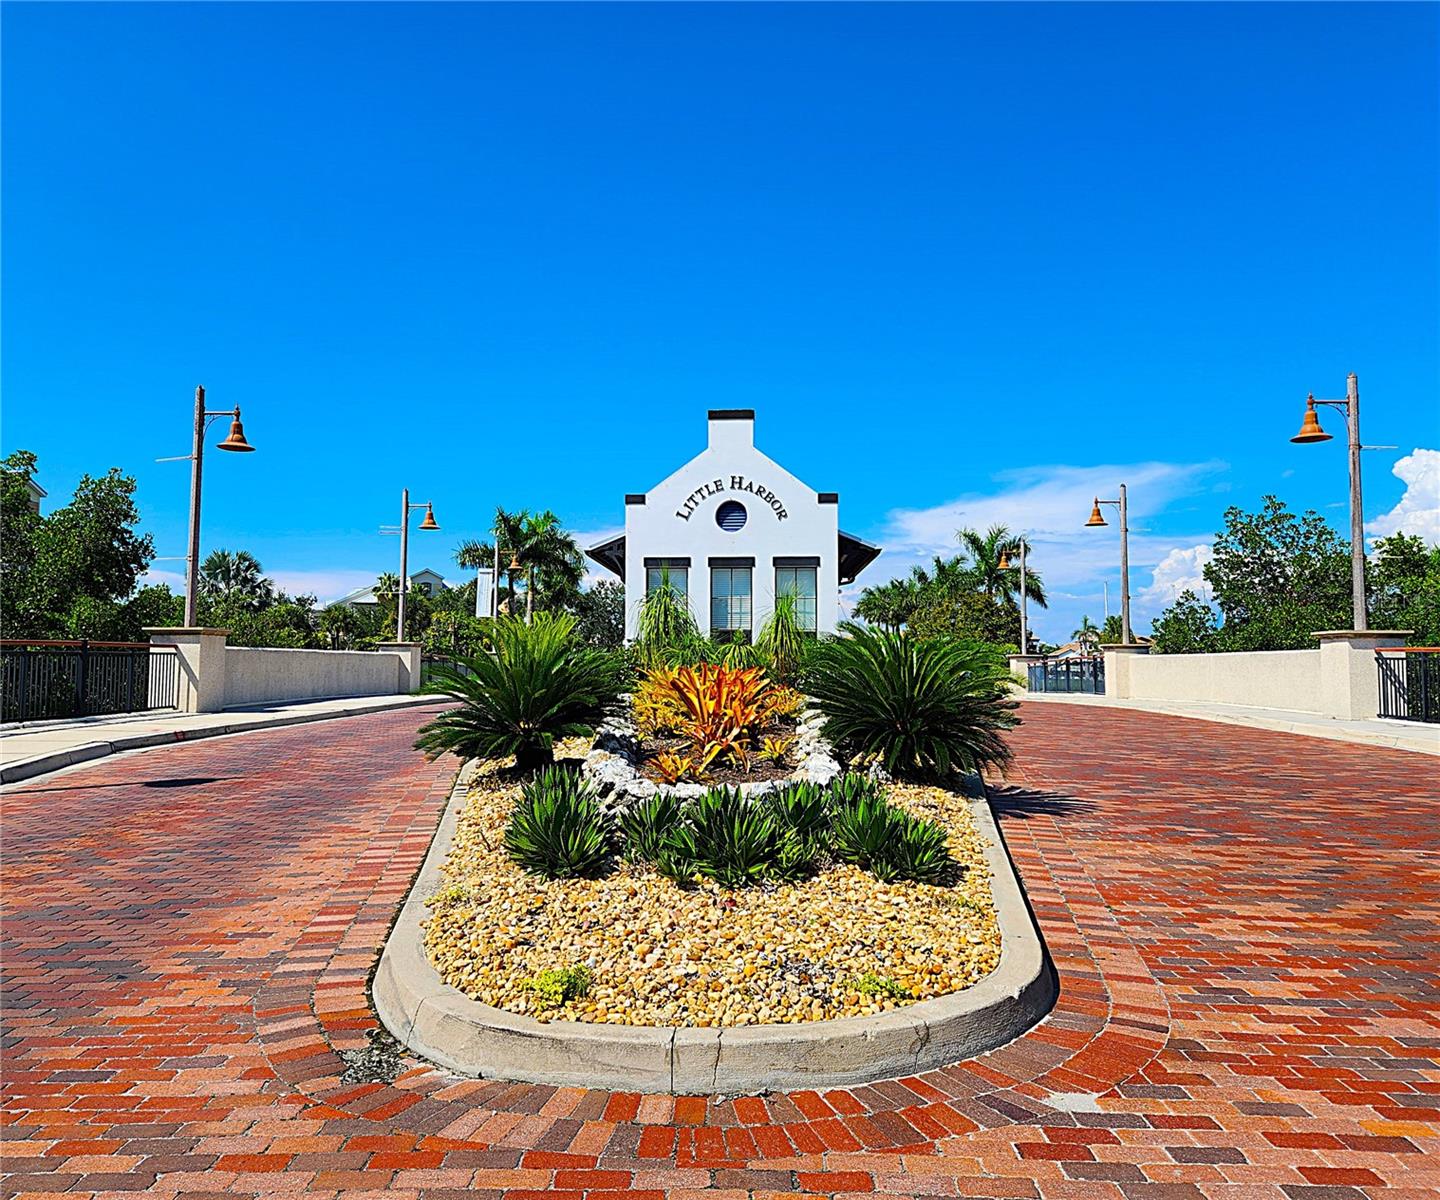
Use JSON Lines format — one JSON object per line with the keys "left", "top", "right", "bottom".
{"left": 3, "top": 703, "right": 1437, "bottom": 1198}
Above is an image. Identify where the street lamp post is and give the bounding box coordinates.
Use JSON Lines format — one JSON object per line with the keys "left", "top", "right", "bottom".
{"left": 1290, "top": 372, "right": 1367, "bottom": 631}
{"left": 395, "top": 489, "right": 439, "bottom": 642}
{"left": 1085, "top": 485, "right": 1132, "bottom": 645}
{"left": 183, "top": 386, "right": 255, "bottom": 626}
{"left": 999, "top": 535, "right": 1032, "bottom": 653}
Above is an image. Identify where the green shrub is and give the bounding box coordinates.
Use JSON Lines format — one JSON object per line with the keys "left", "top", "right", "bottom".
{"left": 853, "top": 972, "right": 910, "bottom": 1000}
{"left": 831, "top": 792, "right": 952, "bottom": 884}
{"left": 767, "top": 781, "right": 831, "bottom": 845}
{"left": 618, "top": 793, "right": 683, "bottom": 862}
{"left": 522, "top": 964, "right": 592, "bottom": 1008}
{"left": 415, "top": 612, "right": 624, "bottom": 770}
{"left": 505, "top": 766, "right": 613, "bottom": 879}
{"left": 804, "top": 622, "right": 1017, "bottom": 779}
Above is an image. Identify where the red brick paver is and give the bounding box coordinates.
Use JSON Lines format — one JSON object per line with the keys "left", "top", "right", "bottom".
{"left": 3, "top": 702, "right": 1437, "bottom": 1197}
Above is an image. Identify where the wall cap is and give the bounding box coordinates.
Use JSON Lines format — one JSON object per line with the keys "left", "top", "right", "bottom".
{"left": 1312, "top": 630, "right": 1412, "bottom": 642}
{"left": 375, "top": 642, "right": 424, "bottom": 650}
{"left": 144, "top": 627, "right": 230, "bottom": 637}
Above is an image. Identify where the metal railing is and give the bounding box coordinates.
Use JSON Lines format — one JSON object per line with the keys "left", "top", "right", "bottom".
{"left": 419, "top": 654, "right": 478, "bottom": 687}
{"left": 1027, "top": 657, "right": 1106, "bottom": 695}
{"left": 0, "top": 640, "right": 181, "bottom": 723}
{"left": 1376, "top": 648, "right": 1440, "bottom": 724}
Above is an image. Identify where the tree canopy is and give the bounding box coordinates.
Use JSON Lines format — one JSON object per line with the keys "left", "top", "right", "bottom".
{"left": 1150, "top": 498, "right": 1439, "bottom": 651}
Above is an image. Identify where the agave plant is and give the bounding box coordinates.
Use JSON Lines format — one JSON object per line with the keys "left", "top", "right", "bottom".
{"left": 415, "top": 613, "right": 624, "bottom": 770}
{"left": 830, "top": 792, "right": 951, "bottom": 884}
{"left": 618, "top": 793, "right": 683, "bottom": 862}
{"left": 804, "top": 622, "right": 1017, "bottom": 779}
{"left": 684, "top": 787, "right": 782, "bottom": 888}
{"left": 505, "top": 765, "right": 613, "bottom": 879}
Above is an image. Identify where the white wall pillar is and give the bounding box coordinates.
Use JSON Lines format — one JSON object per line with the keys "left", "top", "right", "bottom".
{"left": 375, "top": 642, "right": 424, "bottom": 693}
{"left": 1101, "top": 643, "right": 1149, "bottom": 700}
{"left": 1314, "top": 630, "right": 1411, "bottom": 720}
{"left": 1007, "top": 654, "right": 1047, "bottom": 688}
{"left": 145, "top": 627, "right": 229, "bottom": 713}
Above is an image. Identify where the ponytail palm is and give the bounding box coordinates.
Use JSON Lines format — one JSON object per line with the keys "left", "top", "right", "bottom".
{"left": 415, "top": 613, "right": 623, "bottom": 770}
{"left": 804, "top": 622, "right": 1017, "bottom": 779}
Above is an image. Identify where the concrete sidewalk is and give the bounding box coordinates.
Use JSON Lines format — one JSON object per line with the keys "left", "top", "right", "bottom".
{"left": 1017, "top": 688, "right": 1440, "bottom": 755}
{"left": 0, "top": 693, "right": 447, "bottom": 785}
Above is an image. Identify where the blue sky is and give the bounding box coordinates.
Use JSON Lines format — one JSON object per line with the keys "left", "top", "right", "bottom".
{"left": 4, "top": 2, "right": 1437, "bottom": 641}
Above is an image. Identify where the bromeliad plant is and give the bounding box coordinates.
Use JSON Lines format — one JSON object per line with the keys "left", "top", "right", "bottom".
{"left": 639, "top": 663, "right": 805, "bottom": 781}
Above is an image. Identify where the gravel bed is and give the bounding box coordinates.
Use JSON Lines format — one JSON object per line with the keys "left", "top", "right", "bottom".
{"left": 421, "top": 753, "right": 1002, "bottom": 1028}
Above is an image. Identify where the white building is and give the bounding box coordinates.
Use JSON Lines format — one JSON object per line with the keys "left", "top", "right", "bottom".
{"left": 335, "top": 568, "right": 450, "bottom": 609}
{"left": 587, "top": 410, "right": 881, "bottom": 641}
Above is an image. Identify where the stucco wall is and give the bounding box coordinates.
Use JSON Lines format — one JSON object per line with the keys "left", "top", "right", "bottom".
{"left": 1119, "top": 648, "right": 1323, "bottom": 712}
{"left": 223, "top": 647, "right": 402, "bottom": 708}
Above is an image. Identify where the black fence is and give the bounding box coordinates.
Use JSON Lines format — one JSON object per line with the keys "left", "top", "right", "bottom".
{"left": 1, "top": 640, "right": 181, "bottom": 723}
{"left": 1027, "top": 657, "right": 1106, "bottom": 695}
{"left": 1376, "top": 649, "right": 1440, "bottom": 724}
{"left": 419, "top": 655, "right": 478, "bottom": 687}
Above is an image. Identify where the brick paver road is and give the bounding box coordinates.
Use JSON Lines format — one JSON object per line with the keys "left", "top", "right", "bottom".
{"left": 3, "top": 703, "right": 1437, "bottom": 1198}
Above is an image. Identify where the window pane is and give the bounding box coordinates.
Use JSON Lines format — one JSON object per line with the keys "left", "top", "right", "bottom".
{"left": 776, "top": 566, "right": 816, "bottom": 632}
{"left": 647, "top": 566, "right": 688, "bottom": 599}
{"left": 711, "top": 567, "right": 752, "bottom": 631}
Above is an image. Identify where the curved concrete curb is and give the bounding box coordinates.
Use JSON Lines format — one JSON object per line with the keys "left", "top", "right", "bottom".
{"left": 374, "top": 767, "right": 1056, "bottom": 1094}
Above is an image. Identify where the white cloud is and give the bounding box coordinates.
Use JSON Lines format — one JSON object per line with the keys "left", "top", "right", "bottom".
{"left": 857, "top": 459, "right": 1221, "bottom": 640}
{"left": 269, "top": 569, "right": 386, "bottom": 604}
{"left": 1366, "top": 448, "right": 1440, "bottom": 546}
{"left": 140, "top": 567, "right": 187, "bottom": 591}
{"left": 1135, "top": 543, "right": 1214, "bottom": 609}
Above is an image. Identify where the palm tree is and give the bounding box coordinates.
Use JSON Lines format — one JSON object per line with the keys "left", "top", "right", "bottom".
{"left": 200, "top": 549, "right": 273, "bottom": 609}
{"left": 854, "top": 577, "right": 925, "bottom": 629}
{"left": 318, "top": 603, "right": 363, "bottom": 649}
{"left": 956, "top": 525, "right": 1047, "bottom": 609}
{"left": 908, "top": 554, "right": 972, "bottom": 600}
{"left": 512, "top": 510, "right": 584, "bottom": 622}
{"left": 1073, "top": 615, "right": 1101, "bottom": 655}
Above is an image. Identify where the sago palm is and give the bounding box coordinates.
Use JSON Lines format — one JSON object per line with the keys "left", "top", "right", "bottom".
{"left": 804, "top": 622, "right": 1017, "bottom": 779}
{"left": 414, "top": 612, "right": 624, "bottom": 770}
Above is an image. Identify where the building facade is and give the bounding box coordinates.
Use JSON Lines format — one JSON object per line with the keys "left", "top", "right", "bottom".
{"left": 587, "top": 410, "right": 880, "bottom": 641}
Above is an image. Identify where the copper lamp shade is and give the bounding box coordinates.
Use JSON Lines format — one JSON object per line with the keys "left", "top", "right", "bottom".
{"left": 998, "top": 551, "right": 1011, "bottom": 570}
{"left": 1290, "top": 396, "right": 1332, "bottom": 444}
{"left": 1085, "top": 499, "right": 1107, "bottom": 527}
{"left": 418, "top": 504, "right": 440, "bottom": 531}
{"left": 508, "top": 554, "right": 523, "bottom": 572}
{"left": 216, "top": 409, "right": 255, "bottom": 452}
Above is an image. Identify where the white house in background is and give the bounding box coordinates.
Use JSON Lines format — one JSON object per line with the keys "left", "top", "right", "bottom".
{"left": 587, "top": 409, "right": 881, "bottom": 641}
{"left": 25, "top": 478, "right": 46, "bottom": 515}
{"left": 335, "top": 568, "right": 450, "bottom": 609}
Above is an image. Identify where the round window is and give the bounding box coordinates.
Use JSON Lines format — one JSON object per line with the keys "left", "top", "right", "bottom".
{"left": 715, "top": 500, "right": 748, "bottom": 532}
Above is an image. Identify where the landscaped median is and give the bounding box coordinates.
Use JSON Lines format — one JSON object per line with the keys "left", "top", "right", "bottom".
{"left": 376, "top": 608, "right": 1049, "bottom": 1093}
{"left": 374, "top": 755, "right": 1052, "bottom": 1093}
